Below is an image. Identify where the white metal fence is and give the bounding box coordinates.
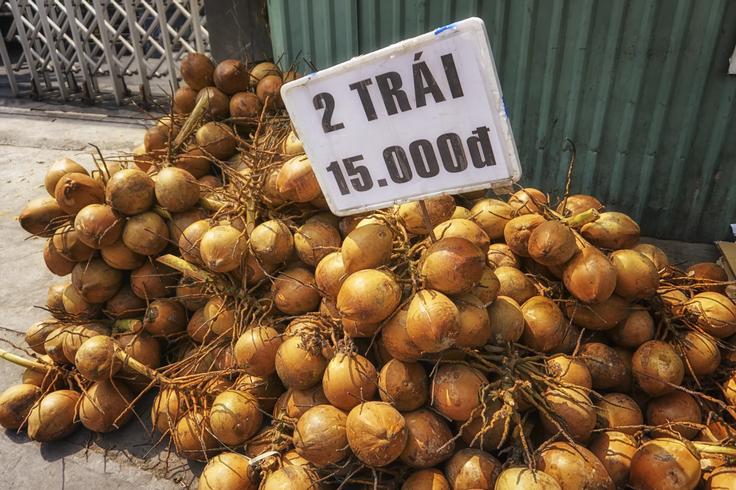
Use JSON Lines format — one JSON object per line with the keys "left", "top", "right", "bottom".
{"left": 0, "top": 0, "right": 209, "bottom": 105}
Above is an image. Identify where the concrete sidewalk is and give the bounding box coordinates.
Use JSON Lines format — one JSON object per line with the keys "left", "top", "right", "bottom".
{"left": 0, "top": 104, "right": 196, "bottom": 489}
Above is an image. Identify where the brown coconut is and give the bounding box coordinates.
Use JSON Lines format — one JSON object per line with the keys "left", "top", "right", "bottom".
{"left": 521, "top": 296, "right": 566, "bottom": 352}
{"left": 122, "top": 211, "right": 169, "bottom": 256}
{"left": 610, "top": 249, "right": 660, "bottom": 300}
{"left": 337, "top": 269, "right": 402, "bottom": 324}
{"left": 274, "top": 336, "right": 328, "bottom": 390}
{"left": 78, "top": 380, "right": 134, "bottom": 432}
{"left": 503, "top": 214, "right": 546, "bottom": 257}
{"left": 180, "top": 52, "right": 215, "bottom": 90}
{"left": 628, "top": 438, "right": 700, "bottom": 490}
{"left": 322, "top": 352, "right": 378, "bottom": 411}
{"left": 342, "top": 223, "right": 393, "bottom": 274}
{"left": 346, "top": 402, "right": 408, "bottom": 467}
{"left": 293, "top": 404, "right": 349, "bottom": 466}
{"left": 378, "top": 359, "right": 428, "bottom": 412}
{"left": 527, "top": 220, "right": 578, "bottom": 266}
{"left": 213, "top": 59, "right": 250, "bottom": 94}
{"left": 595, "top": 393, "right": 643, "bottom": 435}
{"left": 105, "top": 168, "right": 155, "bottom": 215}
{"left": 420, "top": 237, "right": 485, "bottom": 295}
{"left": 580, "top": 212, "right": 640, "bottom": 250}
{"left": 44, "top": 158, "right": 88, "bottom": 196}
{"left": 196, "top": 122, "right": 237, "bottom": 160}
{"left": 684, "top": 292, "right": 736, "bottom": 338}
{"left": 444, "top": 448, "right": 501, "bottom": 490}
{"left": 563, "top": 245, "right": 617, "bottom": 304}
{"left": 249, "top": 219, "right": 294, "bottom": 265}
{"left": 27, "top": 390, "right": 81, "bottom": 441}
{"left": 536, "top": 442, "right": 614, "bottom": 490}
{"left": 18, "top": 197, "right": 67, "bottom": 235}
{"left": 406, "top": 289, "right": 460, "bottom": 353}
{"left": 400, "top": 409, "right": 455, "bottom": 468}
{"left": 277, "top": 155, "right": 321, "bottom": 202}
{"left": 54, "top": 172, "right": 104, "bottom": 215}
{"left": 588, "top": 431, "right": 638, "bottom": 486}
{"left": 632, "top": 340, "right": 685, "bottom": 396}
{"left": 431, "top": 364, "right": 487, "bottom": 421}
{"left": 0, "top": 384, "right": 43, "bottom": 430}
{"left": 397, "top": 195, "right": 455, "bottom": 235}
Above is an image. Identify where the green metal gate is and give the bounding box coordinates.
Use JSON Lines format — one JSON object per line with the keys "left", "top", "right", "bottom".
{"left": 268, "top": 0, "right": 736, "bottom": 243}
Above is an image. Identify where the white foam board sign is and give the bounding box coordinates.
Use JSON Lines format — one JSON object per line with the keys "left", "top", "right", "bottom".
{"left": 281, "top": 17, "right": 521, "bottom": 216}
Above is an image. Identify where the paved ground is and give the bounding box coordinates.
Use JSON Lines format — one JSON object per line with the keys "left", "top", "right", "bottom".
{"left": 0, "top": 98, "right": 722, "bottom": 489}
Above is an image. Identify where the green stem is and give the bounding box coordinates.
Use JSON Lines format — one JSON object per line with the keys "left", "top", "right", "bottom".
{"left": 0, "top": 348, "right": 51, "bottom": 372}
{"left": 245, "top": 199, "right": 256, "bottom": 235}
{"left": 173, "top": 95, "right": 209, "bottom": 149}
{"left": 153, "top": 205, "right": 172, "bottom": 221}
{"left": 113, "top": 319, "right": 143, "bottom": 334}
{"left": 114, "top": 349, "right": 170, "bottom": 385}
{"left": 693, "top": 441, "right": 736, "bottom": 457}
{"left": 156, "top": 254, "right": 213, "bottom": 283}
{"left": 563, "top": 208, "right": 599, "bottom": 228}
{"left": 199, "top": 195, "right": 227, "bottom": 212}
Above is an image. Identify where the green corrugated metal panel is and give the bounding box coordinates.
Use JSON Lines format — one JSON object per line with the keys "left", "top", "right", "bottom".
{"left": 267, "top": 0, "right": 736, "bottom": 242}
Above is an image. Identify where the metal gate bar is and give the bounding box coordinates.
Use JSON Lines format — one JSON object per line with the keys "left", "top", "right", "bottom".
{"left": 62, "top": 0, "right": 95, "bottom": 101}
{"left": 92, "top": 0, "right": 123, "bottom": 104}
{"left": 0, "top": 27, "right": 18, "bottom": 95}
{"left": 7, "top": 0, "right": 44, "bottom": 95}
{"left": 122, "top": 0, "right": 151, "bottom": 102}
{"left": 0, "top": 0, "right": 210, "bottom": 105}
{"left": 37, "top": 0, "right": 67, "bottom": 100}
{"left": 189, "top": 0, "right": 203, "bottom": 52}
{"left": 154, "top": 0, "right": 178, "bottom": 91}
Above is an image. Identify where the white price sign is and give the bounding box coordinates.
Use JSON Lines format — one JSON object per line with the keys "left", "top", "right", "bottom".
{"left": 281, "top": 17, "right": 521, "bottom": 216}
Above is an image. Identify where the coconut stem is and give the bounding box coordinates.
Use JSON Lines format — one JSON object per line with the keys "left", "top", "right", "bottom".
{"left": 560, "top": 138, "right": 577, "bottom": 215}
{"left": 153, "top": 205, "right": 172, "bottom": 221}
{"left": 0, "top": 348, "right": 51, "bottom": 372}
{"left": 199, "top": 195, "right": 227, "bottom": 212}
{"left": 113, "top": 319, "right": 142, "bottom": 334}
{"left": 693, "top": 441, "right": 736, "bottom": 457}
{"left": 114, "top": 349, "right": 170, "bottom": 385}
{"left": 156, "top": 254, "right": 213, "bottom": 284}
{"left": 563, "top": 208, "right": 599, "bottom": 228}
{"left": 173, "top": 95, "right": 209, "bottom": 149}
{"left": 245, "top": 199, "right": 257, "bottom": 235}
{"left": 418, "top": 200, "right": 437, "bottom": 242}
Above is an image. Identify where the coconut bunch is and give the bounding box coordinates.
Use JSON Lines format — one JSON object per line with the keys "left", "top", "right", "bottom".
{"left": 230, "top": 190, "right": 736, "bottom": 490}
{"left": 163, "top": 182, "right": 736, "bottom": 490}
{"left": 6, "top": 54, "right": 736, "bottom": 490}
{"left": 7, "top": 54, "right": 340, "bottom": 483}
{"left": 9, "top": 148, "right": 736, "bottom": 489}
{"left": 185, "top": 187, "right": 736, "bottom": 489}
{"left": 129, "top": 52, "right": 301, "bottom": 207}
{"left": 10, "top": 151, "right": 204, "bottom": 440}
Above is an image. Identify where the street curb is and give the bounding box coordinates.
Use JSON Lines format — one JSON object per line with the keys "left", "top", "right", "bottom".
{"left": 0, "top": 105, "right": 150, "bottom": 128}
